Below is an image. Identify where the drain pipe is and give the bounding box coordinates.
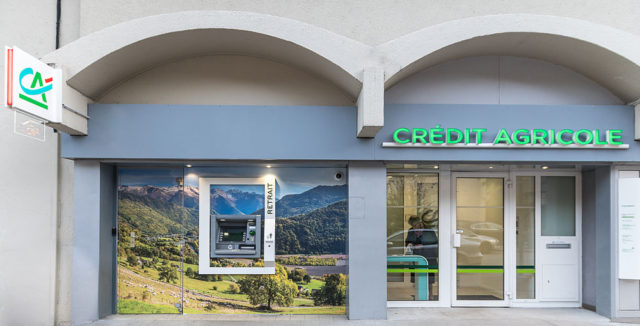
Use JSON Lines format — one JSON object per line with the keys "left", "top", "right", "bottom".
{"left": 55, "top": 0, "right": 61, "bottom": 49}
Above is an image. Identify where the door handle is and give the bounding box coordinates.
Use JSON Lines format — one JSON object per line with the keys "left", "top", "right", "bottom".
{"left": 453, "top": 232, "right": 462, "bottom": 248}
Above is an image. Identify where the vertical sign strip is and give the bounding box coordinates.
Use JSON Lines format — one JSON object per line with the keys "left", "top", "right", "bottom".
{"left": 6, "top": 48, "right": 13, "bottom": 107}
{"left": 618, "top": 178, "right": 640, "bottom": 280}
{"left": 263, "top": 175, "right": 276, "bottom": 268}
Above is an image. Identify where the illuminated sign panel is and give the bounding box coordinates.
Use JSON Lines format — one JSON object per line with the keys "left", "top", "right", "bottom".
{"left": 618, "top": 178, "right": 640, "bottom": 280}
{"left": 384, "top": 126, "right": 629, "bottom": 149}
{"left": 4, "top": 46, "right": 62, "bottom": 123}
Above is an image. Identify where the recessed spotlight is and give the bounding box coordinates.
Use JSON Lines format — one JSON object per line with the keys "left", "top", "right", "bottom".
{"left": 433, "top": 165, "right": 439, "bottom": 169}
{"left": 185, "top": 164, "right": 192, "bottom": 168}
{"left": 541, "top": 166, "right": 549, "bottom": 170}
{"left": 266, "top": 165, "right": 272, "bottom": 168}
{"left": 488, "top": 166, "right": 494, "bottom": 169}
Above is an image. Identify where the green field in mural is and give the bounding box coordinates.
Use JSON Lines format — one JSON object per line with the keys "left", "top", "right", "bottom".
{"left": 116, "top": 167, "right": 348, "bottom": 314}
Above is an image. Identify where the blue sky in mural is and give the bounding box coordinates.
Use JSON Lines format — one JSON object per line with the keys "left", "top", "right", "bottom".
{"left": 119, "top": 167, "right": 346, "bottom": 197}
{"left": 118, "top": 168, "right": 183, "bottom": 187}
{"left": 211, "top": 185, "right": 264, "bottom": 194}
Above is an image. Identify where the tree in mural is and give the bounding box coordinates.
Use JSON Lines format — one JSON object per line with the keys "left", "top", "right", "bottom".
{"left": 158, "top": 265, "right": 179, "bottom": 284}
{"left": 238, "top": 263, "right": 297, "bottom": 310}
{"left": 313, "top": 274, "right": 346, "bottom": 306}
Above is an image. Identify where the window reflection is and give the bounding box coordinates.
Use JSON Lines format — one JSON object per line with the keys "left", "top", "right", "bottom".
{"left": 387, "top": 174, "right": 439, "bottom": 301}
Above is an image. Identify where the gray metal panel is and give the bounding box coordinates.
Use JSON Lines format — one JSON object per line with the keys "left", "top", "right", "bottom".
{"left": 72, "top": 162, "right": 116, "bottom": 323}
{"left": 62, "top": 104, "right": 372, "bottom": 160}
{"left": 595, "top": 166, "right": 614, "bottom": 317}
{"left": 72, "top": 161, "right": 101, "bottom": 324}
{"left": 98, "top": 164, "right": 116, "bottom": 317}
{"left": 62, "top": 104, "right": 639, "bottom": 163}
{"left": 347, "top": 163, "right": 387, "bottom": 320}
{"left": 582, "top": 169, "right": 597, "bottom": 308}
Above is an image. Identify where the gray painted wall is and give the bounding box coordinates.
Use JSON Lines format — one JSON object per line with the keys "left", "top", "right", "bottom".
{"left": 385, "top": 56, "right": 622, "bottom": 105}
{"left": 582, "top": 169, "right": 596, "bottom": 309}
{"left": 72, "top": 161, "right": 101, "bottom": 323}
{"left": 62, "top": 103, "right": 638, "bottom": 163}
{"left": 595, "top": 166, "right": 614, "bottom": 317}
{"left": 72, "top": 162, "right": 115, "bottom": 324}
{"left": 347, "top": 163, "right": 387, "bottom": 320}
{"left": 98, "top": 165, "right": 116, "bottom": 317}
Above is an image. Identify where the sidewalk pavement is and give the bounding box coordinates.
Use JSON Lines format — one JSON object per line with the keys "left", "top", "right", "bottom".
{"left": 90, "top": 308, "right": 636, "bottom": 326}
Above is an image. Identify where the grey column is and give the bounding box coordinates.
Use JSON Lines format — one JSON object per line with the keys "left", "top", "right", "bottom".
{"left": 594, "top": 166, "right": 615, "bottom": 318}
{"left": 582, "top": 169, "right": 596, "bottom": 309}
{"left": 347, "top": 162, "right": 387, "bottom": 320}
{"left": 72, "top": 161, "right": 115, "bottom": 324}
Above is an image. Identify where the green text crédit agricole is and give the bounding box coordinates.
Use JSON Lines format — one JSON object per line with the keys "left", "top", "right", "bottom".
{"left": 392, "top": 126, "right": 623, "bottom": 145}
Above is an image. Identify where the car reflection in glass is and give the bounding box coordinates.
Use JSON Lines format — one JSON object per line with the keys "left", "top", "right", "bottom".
{"left": 387, "top": 227, "right": 501, "bottom": 261}
{"left": 387, "top": 229, "right": 438, "bottom": 262}
{"left": 460, "top": 224, "right": 502, "bottom": 259}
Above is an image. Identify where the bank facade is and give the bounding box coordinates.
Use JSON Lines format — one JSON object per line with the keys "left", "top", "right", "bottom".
{"left": 3, "top": 4, "right": 640, "bottom": 325}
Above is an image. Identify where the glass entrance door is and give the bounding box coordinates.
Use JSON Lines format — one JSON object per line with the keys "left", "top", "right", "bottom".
{"left": 453, "top": 175, "right": 507, "bottom": 306}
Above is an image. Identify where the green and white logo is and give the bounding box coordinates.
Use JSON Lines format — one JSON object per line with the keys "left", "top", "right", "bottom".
{"left": 5, "top": 46, "right": 61, "bottom": 123}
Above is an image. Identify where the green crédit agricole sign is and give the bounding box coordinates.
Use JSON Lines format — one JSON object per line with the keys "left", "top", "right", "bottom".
{"left": 385, "top": 126, "right": 627, "bottom": 149}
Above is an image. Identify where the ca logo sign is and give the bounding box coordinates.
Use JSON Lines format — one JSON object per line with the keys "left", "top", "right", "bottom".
{"left": 18, "top": 67, "right": 53, "bottom": 110}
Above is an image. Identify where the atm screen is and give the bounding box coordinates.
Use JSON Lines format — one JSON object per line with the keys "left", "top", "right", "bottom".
{"left": 221, "top": 227, "right": 245, "bottom": 242}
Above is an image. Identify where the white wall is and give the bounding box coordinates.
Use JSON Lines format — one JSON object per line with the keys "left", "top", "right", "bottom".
{"left": 0, "top": 0, "right": 59, "bottom": 325}
{"left": 99, "top": 55, "right": 354, "bottom": 106}
{"left": 71, "top": 0, "right": 640, "bottom": 46}
{"left": 385, "top": 56, "right": 623, "bottom": 105}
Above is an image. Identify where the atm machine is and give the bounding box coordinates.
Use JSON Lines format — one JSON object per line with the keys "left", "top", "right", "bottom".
{"left": 198, "top": 176, "right": 276, "bottom": 274}
{"left": 211, "top": 215, "right": 261, "bottom": 258}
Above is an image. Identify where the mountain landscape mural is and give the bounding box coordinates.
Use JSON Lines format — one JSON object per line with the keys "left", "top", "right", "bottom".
{"left": 209, "top": 187, "right": 264, "bottom": 215}
{"left": 118, "top": 184, "right": 347, "bottom": 255}
{"left": 116, "top": 168, "right": 347, "bottom": 315}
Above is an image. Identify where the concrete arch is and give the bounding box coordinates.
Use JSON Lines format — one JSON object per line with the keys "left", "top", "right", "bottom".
{"left": 379, "top": 14, "right": 640, "bottom": 103}
{"left": 42, "top": 10, "right": 371, "bottom": 99}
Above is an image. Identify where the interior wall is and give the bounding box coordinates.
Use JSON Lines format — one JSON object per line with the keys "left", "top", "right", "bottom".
{"left": 385, "top": 56, "right": 623, "bottom": 105}
{"left": 98, "top": 55, "right": 354, "bottom": 106}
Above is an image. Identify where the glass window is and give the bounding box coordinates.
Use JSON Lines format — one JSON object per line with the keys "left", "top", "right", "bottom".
{"left": 516, "top": 176, "right": 535, "bottom": 299}
{"left": 117, "top": 166, "right": 348, "bottom": 315}
{"left": 455, "top": 177, "right": 504, "bottom": 301}
{"left": 387, "top": 173, "right": 439, "bottom": 301}
{"left": 541, "top": 176, "right": 576, "bottom": 236}
{"left": 117, "top": 167, "right": 185, "bottom": 314}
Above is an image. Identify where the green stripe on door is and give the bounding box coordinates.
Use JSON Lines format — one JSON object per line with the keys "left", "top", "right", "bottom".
{"left": 386, "top": 265, "right": 534, "bottom": 274}
{"left": 457, "top": 269, "right": 503, "bottom": 274}
{"left": 387, "top": 269, "right": 439, "bottom": 273}
{"left": 457, "top": 265, "right": 503, "bottom": 269}
{"left": 516, "top": 269, "right": 535, "bottom": 274}
{"left": 387, "top": 264, "right": 439, "bottom": 269}
{"left": 457, "top": 265, "right": 503, "bottom": 273}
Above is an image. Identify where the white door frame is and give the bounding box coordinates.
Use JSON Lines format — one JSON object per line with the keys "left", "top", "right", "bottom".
{"left": 387, "top": 166, "right": 582, "bottom": 308}
{"left": 451, "top": 172, "right": 511, "bottom": 307}
{"left": 509, "top": 171, "right": 582, "bottom": 307}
